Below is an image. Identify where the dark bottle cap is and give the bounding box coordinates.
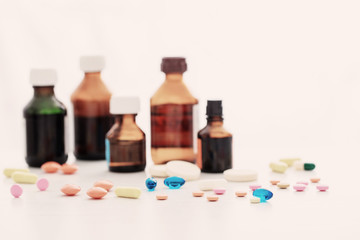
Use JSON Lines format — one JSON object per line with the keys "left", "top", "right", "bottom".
{"left": 206, "top": 100, "right": 223, "bottom": 116}
{"left": 161, "top": 57, "right": 187, "bottom": 74}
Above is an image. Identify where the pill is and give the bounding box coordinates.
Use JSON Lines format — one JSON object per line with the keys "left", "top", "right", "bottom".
{"left": 192, "top": 191, "right": 204, "bottom": 197}
{"left": 277, "top": 182, "right": 290, "bottom": 189}
{"left": 293, "top": 184, "right": 306, "bottom": 191}
{"left": 250, "top": 196, "right": 260, "bottom": 203}
{"left": 115, "top": 187, "right": 142, "bottom": 199}
{"left": 317, "top": 185, "right": 329, "bottom": 191}
{"left": 235, "top": 191, "right": 247, "bottom": 197}
{"left": 156, "top": 194, "right": 168, "bottom": 200}
{"left": 310, "top": 178, "right": 320, "bottom": 183}
{"left": 150, "top": 164, "right": 168, "bottom": 178}
{"left": 164, "top": 176, "right": 185, "bottom": 189}
{"left": 10, "top": 184, "right": 23, "bottom": 198}
{"left": 270, "top": 180, "right": 280, "bottom": 185}
{"left": 294, "top": 162, "right": 316, "bottom": 171}
{"left": 166, "top": 160, "right": 200, "bottom": 181}
{"left": 12, "top": 172, "right": 38, "bottom": 184}
{"left": 3, "top": 168, "right": 29, "bottom": 178}
{"left": 61, "top": 164, "right": 78, "bottom": 174}
{"left": 296, "top": 181, "right": 308, "bottom": 186}
{"left": 145, "top": 177, "right": 157, "bottom": 191}
{"left": 253, "top": 189, "right": 273, "bottom": 202}
{"left": 37, "top": 178, "right": 49, "bottom": 191}
{"left": 207, "top": 195, "right": 219, "bottom": 202}
{"left": 94, "top": 180, "right": 114, "bottom": 192}
{"left": 213, "top": 188, "right": 226, "bottom": 195}
{"left": 198, "top": 179, "right": 227, "bottom": 191}
{"left": 87, "top": 187, "right": 107, "bottom": 199}
{"left": 249, "top": 184, "right": 261, "bottom": 191}
{"left": 61, "top": 184, "right": 81, "bottom": 196}
{"left": 223, "top": 169, "right": 257, "bottom": 182}
{"left": 41, "top": 161, "right": 61, "bottom": 173}
{"left": 269, "top": 162, "right": 288, "bottom": 173}
{"left": 279, "top": 158, "right": 301, "bottom": 167}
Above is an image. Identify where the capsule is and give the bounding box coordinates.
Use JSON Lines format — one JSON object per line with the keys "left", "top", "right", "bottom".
{"left": 145, "top": 178, "right": 157, "bottom": 191}
{"left": 164, "top": 176, "right": 185, "bottom": 189}
{"left": 12, "top": 172, "right": 38, "bottom": 184}
{"left": 269, "top": 162, "right": 288, "bottom": 173}
{"left": 294, "top": 162, "right": 316, "bottom": 171}
{"left": 253, "top": 188, "right": 273, "bottom": 202}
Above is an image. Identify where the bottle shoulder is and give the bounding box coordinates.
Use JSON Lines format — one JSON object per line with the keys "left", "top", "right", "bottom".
{"left": 151, "top": 80, "right": 198, "bottom": 106}
{"left": 71, "top": 79, "right": 111, "bottom": 103}
{"left": 24, "top": 96, "right": 67, "bottom": 115}
{"left": 198, "top": 124, "right": 232, "bottom": 138}
{"left": 107, "top": 123, "right": 145, "bottom": 141}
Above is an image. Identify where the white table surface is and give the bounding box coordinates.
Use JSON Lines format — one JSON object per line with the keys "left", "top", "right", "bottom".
{"left": 1, "top": 146, "right": 358, "bottom": 240}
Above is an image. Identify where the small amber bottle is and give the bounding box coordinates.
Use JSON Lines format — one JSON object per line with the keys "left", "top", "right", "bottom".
{"left": 150, "top": 57, "right": 198, "bottom": 164}
{"left": 197, "top": 100, "right": 232, "bottom": 173}
{"left": 71, "top": 56, "right": 112, "bottom": 160}
{"left": 106, "top": 96, "right": 146, "bottom": 172}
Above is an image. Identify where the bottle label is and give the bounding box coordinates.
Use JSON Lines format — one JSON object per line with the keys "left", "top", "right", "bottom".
{"left": 151, "top": 104, "right": 194, "bottom": 148}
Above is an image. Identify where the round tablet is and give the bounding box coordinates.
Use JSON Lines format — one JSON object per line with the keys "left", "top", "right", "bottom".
{"left": 166, "top": 161, "right": 200, "bottom": 181}
{"left": 207, "top": 195, "right": 219, "bottom": 202}
{"left": 223, "top": 169, "right": 257, "bottom": 182}
{"left": 149, "top": 164, "right": 168, "bottom": 178}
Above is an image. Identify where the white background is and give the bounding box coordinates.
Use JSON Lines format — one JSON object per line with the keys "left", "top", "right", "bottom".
{"left": 0, "top": 0, "right": 360, "bottom": 239}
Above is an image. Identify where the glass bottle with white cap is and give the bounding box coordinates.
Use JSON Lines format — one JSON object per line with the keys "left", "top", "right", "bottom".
{"left": 71, "top": 56, "right": 112, "bottom": 160}
{"left": 24, "top": 69, "right": 68, "bottom": 167}
{"left": 106, "top": 96, "right": 146, "bottom": 172}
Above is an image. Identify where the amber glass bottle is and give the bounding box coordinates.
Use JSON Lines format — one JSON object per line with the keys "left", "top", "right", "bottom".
{"left": 106, "top": 97, "right": 146, "bottom": 172}
{"left": 150, "top": 57, "right": 198, "bottom": 164}
{"left": 197, "top": 100, "right": 232, "bottom": 173}
{"left": 71, "top": 56, "right": 112, "bottom": 160}
{"left": 24, "top": 69, "right": 68, "bottom": 167}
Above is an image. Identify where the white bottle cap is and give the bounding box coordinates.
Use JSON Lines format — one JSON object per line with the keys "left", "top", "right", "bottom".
{"left": 30, "top": 69, "right": 57, "bottom": 86}
{"left": 110, "top": 96, "right": 140, "bottom": 114}
{"left": 80, "top": 55, "right": 105, "bottom": 72}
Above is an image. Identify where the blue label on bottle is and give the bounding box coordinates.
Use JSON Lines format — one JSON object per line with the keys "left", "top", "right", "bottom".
{"left": 105, "top": 139, "right": 110, "bottom": 166}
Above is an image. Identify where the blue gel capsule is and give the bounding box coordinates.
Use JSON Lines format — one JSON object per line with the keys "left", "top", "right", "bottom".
{"left": 145, "top": 178, "right": 157, "bottom": 191}
{"left": 164, "top": 176, "right": 185, "bottom": 189}
{"left": 253, "top": 189, "right": 273, "bottom": 203}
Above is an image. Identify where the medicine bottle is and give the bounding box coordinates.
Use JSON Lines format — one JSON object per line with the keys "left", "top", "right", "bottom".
{"left": 106, "top": 96, "right": 146, "bottom": 172}
{"left": 197, "top": 100, "right": 232, "bottom": 173}
{"left": 150, "top": 57, "right": 198, "bottom": 164}
{"left": 71, "top": 56, "right": 112, "bottom": 160}
{"left": 24, "top": 69, "right": 68, "bottom": 167}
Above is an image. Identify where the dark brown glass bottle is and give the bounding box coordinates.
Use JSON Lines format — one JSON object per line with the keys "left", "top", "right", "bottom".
{"left": 71, "top": 56, "right": 112, "bottom": 160}
{"left": 106, "top": 97, "right": 146, "bottom": 172}
{"left": 197, "top": 100, "right": 232, "bottom": 173}
{"left": 150, "top": 57, "right": 198, "bottom": 164}
{"left": 24, "top": 69, "right": 68, "bottom": 167}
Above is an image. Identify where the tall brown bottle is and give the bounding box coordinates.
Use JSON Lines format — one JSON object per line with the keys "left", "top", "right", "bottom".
{"left": 71, "top": 56, "right": 112, "bottom": 160}
{"left": 151, "top": 57, "right": 198, "bottom": 164}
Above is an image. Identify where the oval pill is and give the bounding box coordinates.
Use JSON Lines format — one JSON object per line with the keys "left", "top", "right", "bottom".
{"left": 41, "top": 161, "right": 61, "bottom": 173}
{"left": 223, "top": 169, "right": 257, "bottom": 182}
{"left": 192, "top": 191, "right": 204, "bottom": 197}
{"left": 270, "top": 180, "right": 280, "bottom": 185}
{"left": 207, "top": 195, "right": 219, "bottom": 202}
{"left": 37, "top": 178, "right": 49, "bottom": 191}
{"left": 166, "top": 160, "right": 200, "bottom": 181}
{"left": 10, "top": 184, "right": 23, "bottom": 198}
{"left": 156, "top": 194, "right": 168, "bottom": 200}
{"left": 61, "top": 164, "right": 78, "bottom": 174}
{"left": 310, "top": 178, "right": 320, "bottom": 183}
{"left": 235, "top": 191, "right": 247, "bottom": 197}
{"left": 61, "top": 184, "right": 81, "bottom": 196}
{"left": 12, "top": 172, "right": 38, "bottom": 184}
{"left": 277, "top": 182, "right": 290, "bottom": 189}
{"left": 317, "top": 185, "right": 329, "bottom": 191}
{"left": 87, "top": 187, "right": 107, "bottom": 199}
{"left": 293, "top": 184, "right": 306, "bottom": 191}
{"left": 3, "top": 168, "right": 29, "bottom": 178}
{"left": 250, "top": 196, "right": 260, "bottom": 203}
{"left": 213, "top": 188, "right": 226, "bottom": 195}
{"left": 115, "top": 187, "right": 142, "bottom": 199}
{"left": 94, "top": 180, "right": 114, "bottom": 192}
{"left": 198, "top": 179, "right": 227, "bottom": 191}
{"left": 150, "top": 164, "right": 168, "bottom": 178}
{"left": 269, "top": 162, "right": 288, "bottom": 173}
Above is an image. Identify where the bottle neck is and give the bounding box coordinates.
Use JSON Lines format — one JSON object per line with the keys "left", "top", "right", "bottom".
{"left": 84, "top": 72, "right": 102, "bottom": 81}
{"left": 115, "top": 114, "right": 137, "bottom": 125}
{"left": 33, "top": 86, "right": 55, "bottom": 97}
{"left": 165, "top": 73, "right": 183, "bottom": 82}
{"left": 207, "top": 116, "right": 224, "bottom": 126}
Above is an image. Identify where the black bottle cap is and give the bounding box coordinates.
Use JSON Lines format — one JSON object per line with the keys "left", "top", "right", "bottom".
{"left": 206, "top": 100, "right": 223, "bottom": 116}
{"left": 161, "top": 57, "right": 187, "bottom": 74}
